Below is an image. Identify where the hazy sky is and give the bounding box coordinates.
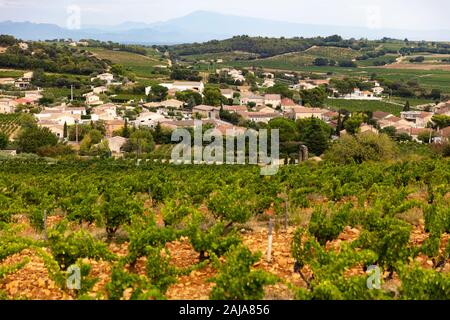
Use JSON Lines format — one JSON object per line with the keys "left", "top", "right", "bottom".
{"left": 0, "top": 0, "right": 449, "bottom": 30}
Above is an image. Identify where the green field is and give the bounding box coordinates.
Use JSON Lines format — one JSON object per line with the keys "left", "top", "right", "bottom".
{"left": 230, "top": 60, "right": 450, "bottom": 94}
{"left": 0, "top": 69, "right": 25, "bottom": 78}
{"left": 229, "top": 46, "right": 362, "bottom": 71}
{"left": 180, "top": 51, "right": 259, "bottom": 63}
{"left": 356, "top": 54, "right": 399, "bottom": 67}
{"left": 85, "top": 47, "right": 167, "bottom": 78}
{"left": 325, "top": 98, "right": 404, "bottom": 115}
{"left": 0, "top": 114, "right": 22, "bottom": 138}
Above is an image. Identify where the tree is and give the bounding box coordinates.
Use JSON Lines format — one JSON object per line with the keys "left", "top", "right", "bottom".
{"left": 403, "top": 101, "right": 411, "bottom": 112}
{"left": 430, "top": 115, "right": 450, "bottom": 129}
{"left": 343, "top": 114, "right": 365, "bottom": 135}
{"left": 203, "top": 87, "right": 226, "bottom": 106}
{"left": 122, "top": 119, "right": 130, "bottom": 138}
{"left": 339, "top": 60, "right": 357, "bottom": 68}
{"left": 170, "top": 67, "right": 201, "bottom": 81}
{"left": 0, "top": 132, "right": 8, "bottom": 149}
{"left": 111, "top": 64, "right": 125, "bottom": 76}
{"left": 313, "top": 58, "right": 329, "bottom": 66}
{"left": 380, "top": 126, "right": 397, "bottom": 138}
{"left": 268, "top": 118, "right": 299, "bottom": 143}
{"left": 16, "top": 126, "right": 58, "bottom": 154}
{"left": 129, "top": 129, "right": 155, "bottom": 156}
{"left": 300, "top": 87, "right": 327, "bottom": 107}
{"left": 175, "top": 90, "right": 202, "bottom": 109}
{"left": 148, "top": 85, "right": 168, "bottom": 102}
{"left": 63, "top": 122, "right": 68, "bottom": 139}
{"left": 297, "top": 117, "right": 332, "bottom": 156}
{"left": 418, "top": 131, "right": 437, "bottom": 144}
{"left": 266, "top": 83, "right": 294, "bottom": 99}
{"left": 429, "top": 89, "right": 441, "bottom": 100}
{"left": 324, "top": 132, "right": 397, "bottom": 164}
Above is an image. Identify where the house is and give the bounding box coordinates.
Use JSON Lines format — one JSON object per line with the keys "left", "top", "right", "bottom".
{"left": 14, "top": 98, "right": 35, "bottom": 105}
{"left": 35, "top": 108, "right": 81, "bottom": 126}
{"left": 144, "top": 99, "right": 185, "bottom": 109}
{"left": 406, "top": 128, "right": 434, "bottom": 142}
{"left": 400, "top": 111, "right": 433, "bottom": 128}
{"left": 161, "top": 119, "right": 216, "bottom": 131}
{"left": 297, "top": 81, "right": 318, "bottom": 90}
{"left": 280, "top": 98, "right": 298, "bottom": 111}
{"left": 93, "top": 86, "right": 108, "bottom": 94}
{"left": 14, "top": 79, "right": 30, "bottom": 90}
{"left": 360, "top": 124, "right": 379, "bottom": 134}
{"left": 372, "top": 111, "right": 392, "bottom": 121}
{"left": 104, "top": 119, "right": 125, "bottom": 137}
{"left": 372, "top": 86, "right": 384, "bottom": 95}
{"left": 437, "top": 126, "right": 450, "bottom": 142}
{"left": 321, "top": 111, "right": 338, "bottom": 122}
{"left": 0, "top": 98, "right": 18, "bottom": 114}
{"left": 106, "top": 136, "right": 128, "bottom": 154}
{"left": 22, "top": 72, "right": 33, "bottom": 82}
{"left": 378, "top": 115, "right": 413, "bottom": 131}
{"left": 91, "top": 103, "right": 118, "bottom": 121}
{"left": 133, "top": 112, "right": 166, "bottom": 128}
{"left": 262, "top": 78, "right": 275, "bottom": 88}
{"left": 223, "top": 105, "right": 247, "bottom": 113}
{"left": 433, "top": 101, "right": 450, "bottom": 115}
{"left": 64, "top": 107, "right": 87, "bottom": 116}
{"left": 341, "top": 88, "right": 382, "bottom": 100}
{"left": 157, "top": 81, "right": 205, "bottom": 95}
{"left": 255, "top": 106, "right": 278, "bottom": 114}
{"left": 340, "top": 124, "right": 379, "bottom": 136}
{"left": 92, "top": 73, "right": 114, "bottom": 85}
{"left": 220, "top": 89, "right": 235, "bottom": 100}
{"left": 24, "top": 91, "right": 43, "bottom": 102}
{"left": 19, "top": 42, "right": 29, "bottom": 50}
{"left": 37, "top": 121, "right": 65, "bottom": 139}
{"left": 288, "top": 107, "right": 327, "bottom": 120}
{"left": 219, "top": 69, "right": 245, "bottom": 83}
{"left": 264, "top": 94, "right": 282, "bottom": 108}
{"left": 192, "top": 105, "right": 220, "bottom": 120}
{"left": 238, "top": 112, "right": 280, "bottom": 123}
{"left": 84, "top": 92, "right": 103, "bottom": 106}
{"left": 240, "top": 92, "right": 265, "bottom": 106}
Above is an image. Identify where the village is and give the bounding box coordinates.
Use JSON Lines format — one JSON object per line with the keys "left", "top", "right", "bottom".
{"left": 1, "top": 66, "right": 450, "bottom": 159}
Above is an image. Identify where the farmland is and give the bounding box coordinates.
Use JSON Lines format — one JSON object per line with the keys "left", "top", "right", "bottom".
{"left": 0, "top": 158, "right": 449, "bottom": 300}
{"left": 0, "top": 114, "right": 23, "bottom": 138}
{"left": 85, "top": 47, "right": 167, "bottom": 79}
{"left": 325, "top": 99, "right": 405, "bottom": 115}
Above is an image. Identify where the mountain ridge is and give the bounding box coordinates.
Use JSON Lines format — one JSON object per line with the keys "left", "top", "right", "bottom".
{"left": 0, "top": 11, "right": 448, "bottom": 44}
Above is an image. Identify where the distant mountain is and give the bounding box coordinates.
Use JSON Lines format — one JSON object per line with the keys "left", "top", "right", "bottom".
{"left": 0, "top": 11, "right": 448, "bottom": 44}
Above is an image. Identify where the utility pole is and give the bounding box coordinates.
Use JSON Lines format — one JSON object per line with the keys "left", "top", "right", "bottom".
{"left": 75, "top": 120, "right": 79, "bottom": 144}
{"left": 70, "top": 85, "right": 74, "bottom": 102}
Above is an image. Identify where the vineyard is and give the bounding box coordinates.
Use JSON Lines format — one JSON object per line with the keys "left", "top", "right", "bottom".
{"left": 0, "top": 114, "right": 22, "bottom": 139}
{"left": 0, "top": 158, "right": 449, "bottom": 300}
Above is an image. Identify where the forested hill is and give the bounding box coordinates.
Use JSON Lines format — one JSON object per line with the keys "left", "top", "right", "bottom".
{"left": 0, "top": 35, "right": 108, "bottom": 75}
{"left": 159, "top": 35, "right": 377, "bottom": 58}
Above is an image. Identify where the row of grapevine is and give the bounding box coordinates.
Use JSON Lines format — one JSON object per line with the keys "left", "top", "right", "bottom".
{"left": 0, "top": 158, "right": 449, "bottom": 299}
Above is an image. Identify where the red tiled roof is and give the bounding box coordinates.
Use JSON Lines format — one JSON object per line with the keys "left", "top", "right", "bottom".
{"left": 281, "top": 98, "right": 296, "bottom": 106}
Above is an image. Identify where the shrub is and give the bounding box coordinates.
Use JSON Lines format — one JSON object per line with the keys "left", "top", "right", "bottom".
{"left": 209, "top": 245, "right": 277, "bottom": 300}
{"left": 48, "top": 222, "right": 116, "bottom": 270}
